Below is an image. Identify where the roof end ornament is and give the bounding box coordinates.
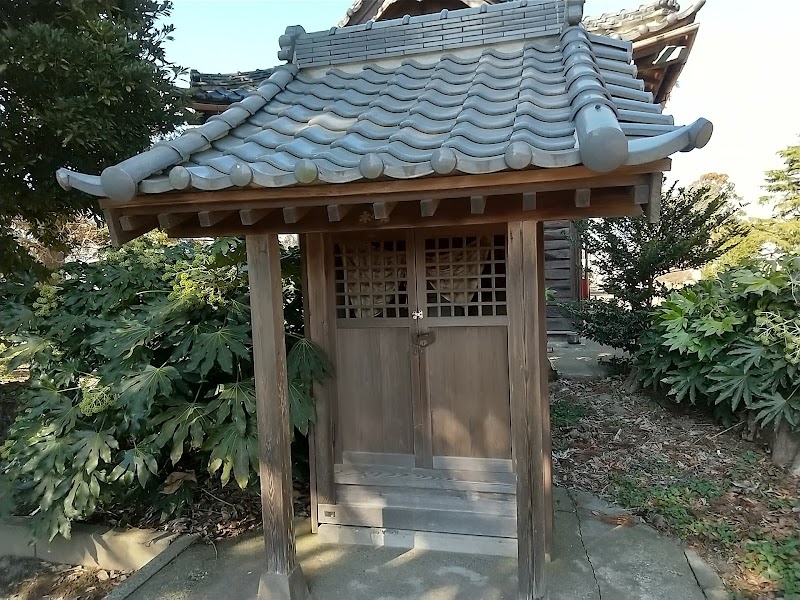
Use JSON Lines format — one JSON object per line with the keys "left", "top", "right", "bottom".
{"left": 278, "top": 25, "right": 305, "bottom": 63}
{"left": 565, "top": 0, "right": 585, "bottom": 26}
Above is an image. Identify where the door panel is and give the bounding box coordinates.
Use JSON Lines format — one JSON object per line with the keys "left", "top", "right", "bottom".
{"left": 336, "top": 327, "right": 415, "bottom": 455}
{"left": 426, "top": 326, "right": 511, "bottom": 459}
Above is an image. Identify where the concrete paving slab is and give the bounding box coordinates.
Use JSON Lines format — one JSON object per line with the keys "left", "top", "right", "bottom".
{"left": 125, "top": 491, "right": 712, "bottom": 600}
{"left": 574, "top": 502, "right": 705, "bottom": 600}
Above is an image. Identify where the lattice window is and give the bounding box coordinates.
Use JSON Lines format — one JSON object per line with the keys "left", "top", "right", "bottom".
{"left": 334, "top": 240, "right": 409, "bottom": 319}
{"left": 424, "top": 234, "right": 507, "bottom": 318}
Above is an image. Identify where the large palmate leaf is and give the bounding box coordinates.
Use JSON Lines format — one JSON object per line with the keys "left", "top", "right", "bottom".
{"left": 71, "top": 430, "right": 118, "bottom": 475}
{"left": 185, "top": 324, "right": 250, "bottom": 377}
{"left": 287, "top": 337, "right": 334, "bottom": 386}
{"left": 288, "top": 381, "right": 317, "bottom": 436}
{"left": 109, "top": 446, "right": 159, "bottom": 488}
{"left": 153, "top": 400, "right": 212, "bottom": 465}
{"left": 707, "top": 366, "right": 764, "bottom": 412}
{"left": 119, "top": 365, "right": 182, "bottom": 421}
{"left": 205, "top": 422, "right": 259, "bottom": 489}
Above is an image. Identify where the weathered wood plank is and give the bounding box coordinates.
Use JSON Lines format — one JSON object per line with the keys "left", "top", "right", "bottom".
{"left": 333, "top": 464, "right": 515, "bottom": 494}
{"left": 317, "top": 503, "right": 517, "bottom": 538}
{"left": 646, "top": 172, "right": 663, "bottom": 224}
{"left": 157, "top": 212, "right": 193, "bottom": 229}
{"left": 431, "top": 456, "right": 513, "bottom": 473}
{"left": 342, "top": 451, "right": 415, "bottom": 468}
{"left": 198, "top": 210, "right": 233, "bottom": 227}
{"left": 372, "top": 201, "right": 397, "bottom": 220}
{"left": 334, "top": 484, "right": 515, "bottom": 514}
{"left": 283, "top": 206, "right": 311, "bottom": 224}
{"left": 246, "top": 234, "right": 297, "bottom": 576}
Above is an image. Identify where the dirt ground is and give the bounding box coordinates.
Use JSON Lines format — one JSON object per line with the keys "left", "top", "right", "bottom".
{"left": 550, "top": 376, "right": 800, "bottom": 600}
{"left": 0, "top": 556, "right": 125, "bottom": 600}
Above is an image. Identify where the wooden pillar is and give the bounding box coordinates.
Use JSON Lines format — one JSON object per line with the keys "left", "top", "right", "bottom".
{"left": 300, "top": 234, "right": 336, "bottom": 533}
{"left": 247, "top": 234, "right": 310, "bottom": 600}
{"left": 507, "top": 220, "right": 551, "bottom": 600}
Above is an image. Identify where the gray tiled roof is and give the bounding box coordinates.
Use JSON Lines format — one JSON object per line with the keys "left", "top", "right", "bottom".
{"left": 57, "top": 0, "right": 712, "bottom": 202}
{"left": 584, "top": 0, "right": 704, "bottom": 41}
{"left": 190, "top": 1, "right": 703, "bottom": 107}
{"left": 191, "top": 69, "right": 275, "bottom": 104}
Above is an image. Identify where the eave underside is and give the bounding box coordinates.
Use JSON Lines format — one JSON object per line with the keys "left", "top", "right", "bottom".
{"left": 101, "top": 160, "right": 668, "bottom": 245}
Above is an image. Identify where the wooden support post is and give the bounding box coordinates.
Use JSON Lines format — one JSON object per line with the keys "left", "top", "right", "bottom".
{"left": 646, "top": 172, "right": 663, "bottom": 224}
{"left": 327, "top": 204, "right": 352, "bottom": 222}
{"left": 507, "top": 220, "right": 551, "bottom": 600}
{"left": 240, "top": 208, "right": 274, "bottom": 226}
{"left": 283, "top": 206, "right": 311, "bottom": 224}
{"left": 420, "top": 198, "right": 440, "bottom": 217}
{"left": 300, "top": 234, "right": 337, "bottom": 534}
{"left": 574, "top": 188, "right": 591, "bottom": 208}
{"left": 470, "top": 195, "right": 487, "bottom": 214}
{"left": 522, "top": 192, "right": 537, "bottom": 211}
{"left": 198, "top": 210, "right": 233, "bottom": 227}
{"left": 246, "top": 234, "right": 310, "bottom": 600}
{"left": 372, "top": 201, "right": 396, "bottom": 220}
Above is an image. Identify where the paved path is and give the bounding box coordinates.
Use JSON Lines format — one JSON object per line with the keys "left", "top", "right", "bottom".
{"left": 124, "top": 489, "right": 725, "bottom": 600}
{"left": 549, "top": 339, "right": 625, "bottom": 378}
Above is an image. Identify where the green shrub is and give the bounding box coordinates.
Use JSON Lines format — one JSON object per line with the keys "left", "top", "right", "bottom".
{"left": 638, "top": 255, "right": 800, "bottom": 430}
{"left": 566, "top": 183, "right": 746, "bottom": 353}
{"left": 0, "top": 235, "right": 330, "bottom": 540}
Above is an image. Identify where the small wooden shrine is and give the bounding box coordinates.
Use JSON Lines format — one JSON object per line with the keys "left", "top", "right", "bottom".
{"left": 57, "top": 0, "right": 712, "bottom": 597}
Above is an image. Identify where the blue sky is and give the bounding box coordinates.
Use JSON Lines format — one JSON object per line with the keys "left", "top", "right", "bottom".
{"left": 164, "top": 0, "right": 800, "bottom": 215}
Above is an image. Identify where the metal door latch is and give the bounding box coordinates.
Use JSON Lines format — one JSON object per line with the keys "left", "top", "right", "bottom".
{"left": 415, "top": 331, "right": 436, "bottom": 347}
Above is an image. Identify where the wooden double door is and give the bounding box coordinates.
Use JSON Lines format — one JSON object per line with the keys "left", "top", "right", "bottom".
{"left": 332, "top": 226, "right": 512, "bottom": 469}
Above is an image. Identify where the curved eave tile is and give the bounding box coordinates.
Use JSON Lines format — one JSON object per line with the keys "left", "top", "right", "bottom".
{"left": 626, "top": 118, "right": 713, "bottom": 165}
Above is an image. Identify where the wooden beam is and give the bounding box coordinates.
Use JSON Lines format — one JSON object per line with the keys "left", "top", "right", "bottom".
{"left": 574, "top": 189, "right": 591, "bottom": 208}
{"left": 100, "top": 160, "right": 672, "bottom": 210}
{"left": 283, "top": 206, "right": 311, "bottom": 224}
{"left": 470, "top": 196, "right": 487, "bottom": 214}
{"left": 300, "top": 234, "right": 337, "bottom": 533}
{"left": 119, "top": 214, "right": 156, "bottom": 232}
{"left": 246, "top": 234, "right": 309, "bottom": 598}
{"left": 646, "top": 172, "right": 663, "bottom": 224}
{"left": 372, "top": 201, "right": 396, "bottom": 220}
{"left": 157, "top": 213, "right": 194, "bottom": 229}
{"left": 167, "top": 192, "right": 643, "bottom": 238}
{"left": 522, "top": 192, "right": 537, "bottom": 211}
{"left": 198, "top": 210, "right": 233, "bottom": 227}
{"left": 507, "top": 220, "right": 550, "bottom": 600}
{"left": 633, "top": 185, "right": 649, "bottom": 205}
{"left": 420, "top": 198, "right": 440, "bottom": 217}
{"left": 240, "top": 208, "right": 273, "bottom": 226}
{"left": 327, "top": 204, "right": 352, "bottom": 222}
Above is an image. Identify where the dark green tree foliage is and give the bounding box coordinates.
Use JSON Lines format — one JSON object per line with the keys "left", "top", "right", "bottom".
{"left": 638, "top": 255, "right": 800, "bottom": 430}
{"left": 0, "top": 236, "right": 331, "bottom": 540}
{"left": 761, "top": 139, "right": 800, "bottom": 220}
{"left": 568, "top": 184, "right": 748, "bottom": 353}
{"left": 0, "top": 0, "right": 189, "bottom": 272}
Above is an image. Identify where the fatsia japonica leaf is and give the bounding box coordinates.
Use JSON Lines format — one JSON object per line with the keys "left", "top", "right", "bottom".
{"left": 205, "top": 421, "right": 259, "bottom": 489}
{"left": 119, "top": 364, "right": 182, "bottom": 421}
{"left": 287, "top": 337, "right": 334, "bottom": 386}
{"left": 707, "top": 367, "right": 764, "bottom": 411}
{"left": 152, "top": 400, "right": 212, "bottom": 465}
{"left": 288, "top": 381, "right": 316, "bottom": 436}
{"left": 108, "top": 447, "right": 159, "bottom": 488}
{"left": 71, "top": 430, "right": 118, "bottom": 475}
{"left": 184, "top": 324, "right": 251, "bottom": 377}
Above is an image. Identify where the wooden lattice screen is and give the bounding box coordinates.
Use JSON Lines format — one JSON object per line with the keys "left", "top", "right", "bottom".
{"left": 334, "top": 239, "right": 409, "bottom": 319}
{"left": 423, "top": 234, "right": 507, "bottom": 318}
